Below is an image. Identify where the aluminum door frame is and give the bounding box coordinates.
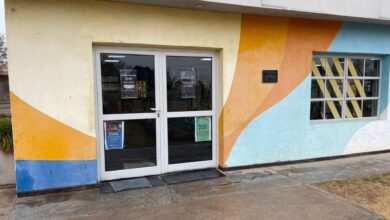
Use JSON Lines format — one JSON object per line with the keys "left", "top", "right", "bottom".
{"left": 94, "top": 46, "right": 218, "bottom": 181}
{"left": 95, "top": 47, "right": 163, "bottom": 181}
{"left": 160, "top": 51, "right": 218, "bottom": 173}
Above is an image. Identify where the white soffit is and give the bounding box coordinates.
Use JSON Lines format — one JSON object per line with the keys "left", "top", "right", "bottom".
{"left": 111, "top": 0, "right": 390, "bottom": 24}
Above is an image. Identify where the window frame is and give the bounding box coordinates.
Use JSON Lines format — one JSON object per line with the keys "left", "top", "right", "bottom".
{"left": 310, "top": 54, "right": 382, "bottom": 122}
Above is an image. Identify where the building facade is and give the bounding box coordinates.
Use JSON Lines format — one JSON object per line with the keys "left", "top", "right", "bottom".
{"left": 6, "top": 0, "right": 390, "bottom": 192}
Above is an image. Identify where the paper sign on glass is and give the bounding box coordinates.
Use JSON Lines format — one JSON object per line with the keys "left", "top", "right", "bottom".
{"left": 181, "top": 70, "right": 196, "bottom": 99}
{"left": 104, "top": 121, "right": 124, "bottom": 150}
{"left": 120, "top": 69, "right": 137, "bottom": 99}
{"left": 195, "top": 117, "right": 211, "bottom": 142}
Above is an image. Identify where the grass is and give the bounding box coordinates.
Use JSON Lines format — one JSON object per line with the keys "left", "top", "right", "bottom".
{"left": 318, "top": 174, "right": 390, "bottom": 219}
{"left": 0, "top": 117, "right": 13, "bottom": 154}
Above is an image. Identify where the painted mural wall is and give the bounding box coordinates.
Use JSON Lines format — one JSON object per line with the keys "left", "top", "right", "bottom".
{"left": 222, "top": 17, "right": 390, "bottom": 167}
{"left": 6, "top": 0, "right": 390, "bottom": 192}
{"left": 6, "top": 0, "right": 241, "bottom": 192}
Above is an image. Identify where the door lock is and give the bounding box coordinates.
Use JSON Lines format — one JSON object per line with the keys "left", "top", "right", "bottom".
{"left": 150, "top": 108, "right": 161, "bottom": 117}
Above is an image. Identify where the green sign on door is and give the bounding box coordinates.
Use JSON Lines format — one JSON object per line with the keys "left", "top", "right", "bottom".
{"left": 195, "top": 117, "right": 211, "bottom": 142}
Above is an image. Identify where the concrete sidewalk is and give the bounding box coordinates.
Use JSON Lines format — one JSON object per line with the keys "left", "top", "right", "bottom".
{"left": 0, "top": 187, "right": 15, "bottom": 220}
{"left": 3, "top": 153, "right": 390, "bottom": 220}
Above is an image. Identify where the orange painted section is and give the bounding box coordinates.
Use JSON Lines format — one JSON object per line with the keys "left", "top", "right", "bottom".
{"left": 11, "top": 93, "right": 96, "bottom": 160}
{"left": 219, "top": 16, "right": 341, "bottom": 166}
{"left": 219, "top": 15, "right": 290, "bottom": 165}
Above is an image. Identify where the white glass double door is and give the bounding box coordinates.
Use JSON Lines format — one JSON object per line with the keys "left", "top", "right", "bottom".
{"left": 95, "top": 47, "right": 217, "bottom": 181}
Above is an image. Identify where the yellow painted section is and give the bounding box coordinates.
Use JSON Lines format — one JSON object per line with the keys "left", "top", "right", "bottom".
{"left": 332, "top": 58, "right": 354, "bottom": 118}
{"left": 10, "top": 93, "right": 96, "bottom": 160}
{"left": 346, "top": 82, "right": 363, "bottom": 118}
{"left": 320, "top": 58, "right": 354, "bottom": 118}
{"left": 331, "top": 57, "right": 362, "bottom": 118}
{"left": 347, "top": 59, "right": 367, "bottom": 97}
{"left": 346, "top": 59, "right": 365, "bottom": 117}
{"left": 6, "top": 0, "right": 241, "bottom": 138}
{"left": 311, "top": 62, "right": 341, "bottom": 119}
{"left": 332, "top": 58, "right": 345, "bottom": 76}
{"left": 312, "top": 57, "right": 364, "bottom": 119}
{"left": 320, "top": 58, "right": 343, "bottom": 99}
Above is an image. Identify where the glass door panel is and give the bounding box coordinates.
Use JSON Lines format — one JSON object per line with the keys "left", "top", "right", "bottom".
{"left": 168, "top": 117, "right": 212, "bottom": 164}
{"left": 97, "top": 49, "right": 216, "bottom": 180}
{"left": 104, "top": 119, "right": 157, "bottom": 171}
{"left": 101, "top": 53, "right": 156, "bottom": 114}
{"left": 166, "top": 56, "right": 212, "bottom": 111}
{"left": 98, "top": 50, "right": 161, "bottom": 180}
{"left": 165, "top": 55, "right": 214, "bottom": 169}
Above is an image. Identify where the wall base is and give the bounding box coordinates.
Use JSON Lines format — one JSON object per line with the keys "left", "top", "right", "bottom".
{"left": 0, "top": 152, "right": 15, "bottom": 185}
{"left": 220, "top": 150, "right": 390, "bottom": 171}
{"left": 16, "top": 183, "right": 100, "bottom": 198}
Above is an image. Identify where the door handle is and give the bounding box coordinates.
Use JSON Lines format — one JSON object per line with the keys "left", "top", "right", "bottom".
{"left": 150, "top": 108, "right": 161, "bottom": 117}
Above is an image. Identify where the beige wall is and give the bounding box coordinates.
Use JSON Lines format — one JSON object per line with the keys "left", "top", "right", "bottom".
{"left": 6, "top": 0, "right": 241, "bottom": 139}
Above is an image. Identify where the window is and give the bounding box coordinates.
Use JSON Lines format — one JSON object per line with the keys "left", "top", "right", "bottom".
{"left": 310, "top": 55, "right": 381, "bottom": 121}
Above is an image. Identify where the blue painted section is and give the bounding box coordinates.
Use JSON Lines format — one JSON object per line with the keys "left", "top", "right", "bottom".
{"left": 380, "top": 56, "right": 390, "bottom": 114}
{"left": 226, "top": 76, "right": 368, "bottom": 167}
{"left": 328, "top": 22, "right": 390, "bottom": 55}
{"left": 227, "top": 22, "right": 390, "bottom": 167}
{"left": 16, "top": 160, "right": 97, "bottom": 192}
{"left": 328, "top": 22, "right": 390, "bottom": 114}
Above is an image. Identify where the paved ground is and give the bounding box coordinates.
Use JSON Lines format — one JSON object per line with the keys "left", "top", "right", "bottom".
{"left": 0, "top": 187, "right": 15, "bottom": 220}
{"left": 2, "top": 153, "right": 390, "bottom": 220}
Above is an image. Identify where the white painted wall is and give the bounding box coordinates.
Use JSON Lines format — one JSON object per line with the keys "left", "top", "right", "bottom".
{"left": 117, "top": 0, "right": 390, "bottom": 23}
{"left": 203, "top": 0, "right": 390, "bottom": 21}
{"left": 344, "top": 109, "right": 390, "bottom": 154}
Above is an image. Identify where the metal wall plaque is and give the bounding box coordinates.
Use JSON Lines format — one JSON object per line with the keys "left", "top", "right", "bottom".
{"left": 262, "top": 70, "right": 278, "bottom": 83}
